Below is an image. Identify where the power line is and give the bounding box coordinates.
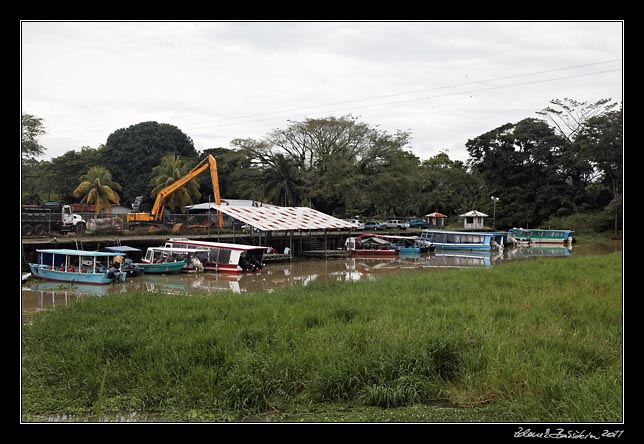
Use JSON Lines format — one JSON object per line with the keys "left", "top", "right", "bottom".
{"left": 38, "top": 60, "right": 622, "bottom": 146}
{"left": 187, "top": 68, "right": 622, "bottom": 130}
{"left": 181, "top": 59, "right": 622, "bottom": 128}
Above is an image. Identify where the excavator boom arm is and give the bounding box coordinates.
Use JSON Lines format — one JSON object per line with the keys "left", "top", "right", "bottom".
{"left": 147, "top": 154, "right": 223, "bottom": 228}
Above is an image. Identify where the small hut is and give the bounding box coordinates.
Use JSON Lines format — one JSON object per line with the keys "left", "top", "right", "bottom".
{"left": 425, "top": 212, "right": 447, "bottom": 227}
{"left": 458, "top": 210, "right": 488, "bottom": 230}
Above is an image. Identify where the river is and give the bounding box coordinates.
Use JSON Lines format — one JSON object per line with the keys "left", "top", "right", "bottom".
{"left": 21, "top": 240, "right": 621, "bottom": 318}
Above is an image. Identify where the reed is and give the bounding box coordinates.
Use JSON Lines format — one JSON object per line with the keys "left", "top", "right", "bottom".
{"left": 21, "top": 252, "right": 622, "bottom": 422}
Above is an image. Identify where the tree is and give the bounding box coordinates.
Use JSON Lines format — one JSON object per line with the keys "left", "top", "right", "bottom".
{"left": 73, "top": 166, "right": 123, "bottom": 215}
{"left": 536, "top": 98, "right": 618, "bottom": 143}
{"left": 102, "top": 121, "right": 199, "bottom": 207}
{"left": 466, "top": 118, "right": 569, "bottom": 228}
{"left": 261, "top": 153, "right": 304, "bottom": 206}
{"left": 202, "top": 147, "right": 263, "bottom": 201}
{"left": 150, "top": 154, "right": 201, "bottom": 214}
{"left": 21, "top": 113, "right": 47, "bottom": 201}
{"left": 21, "top": 113, "right": 46, "bottom": 163}
{"left": 42, "top": 147, "right": 103, "bottom": 203}
{"left": 419, "top": 152, "right": 482, "bottom": 218}
{"left": 574, "top": 105, "right": 623, "bottom": 233}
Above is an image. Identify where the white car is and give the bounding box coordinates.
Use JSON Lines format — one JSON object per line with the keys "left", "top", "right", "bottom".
{"left": 382, "top": 219, "right": 410, "bottom": 229}
{"left": 344, "top": 219, "right": 365, "bottom": 230}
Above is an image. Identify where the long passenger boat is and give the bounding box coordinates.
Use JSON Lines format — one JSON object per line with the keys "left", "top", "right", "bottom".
{"left": 163, "top": 238, "right": 266, "bottom": 273}
{"left": 28, "top": 248, "right": 127, "bottom": 284}
{"left": 419, "top": 230, "right": 503, "bottom": 251}
{"left": 507, "top": 228, "right": 574, "bottom": 244}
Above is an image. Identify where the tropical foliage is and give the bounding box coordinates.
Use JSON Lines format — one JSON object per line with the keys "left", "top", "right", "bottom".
{"left": 21, "top": 99, "right": 622, "bottom": 233}
{"left": 72, "top": 166, "right": 123, "bottom": 215}
{"left": 100, "top": 121, "right": 199, "bottom": 207}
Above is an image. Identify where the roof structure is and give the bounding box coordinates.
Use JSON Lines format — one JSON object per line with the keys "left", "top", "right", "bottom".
{"left": 186, "top": 199, "right": 278, "bottom": 211}
{"left": 212, "top": 205, "right": 359, "bottom": 231}
{"left": 425, "top": 212, "right": 448, "bottom": 218}
{"left": 458, "top": 210, "right": 489, "bottom": 218}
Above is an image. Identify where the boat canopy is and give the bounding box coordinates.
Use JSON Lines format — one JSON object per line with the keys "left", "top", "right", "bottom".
{"left": 104, "top": 246, "right": 142, "bottom": 253}
{"left": 36, "top": 248, "right": 124, "bottom": 257}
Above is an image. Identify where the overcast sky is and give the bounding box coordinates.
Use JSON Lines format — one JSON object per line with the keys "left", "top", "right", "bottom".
{"left": 21, "top": 21, "right": 623, "bottom": 163}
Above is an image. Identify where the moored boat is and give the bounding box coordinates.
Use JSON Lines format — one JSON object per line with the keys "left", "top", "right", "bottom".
{"left": 29, "top": 248, "right": 127, "bottom": 284}
{"left": 138, "top": 246, "right": 198, "bottom": 274}
{"left": 344, "top": 235, "right": 396, "bottom": 257}
{"left": 507, "top": 228, "right": 574, "bottom": 245}
{"left": 419, "top": 230, "right": 502, "bottom": 251}
{"left": 104, "top": 245, "right": 144, "bottom": 277}
{"left": 163, "top": 238, "right": 266, "bottom": 273}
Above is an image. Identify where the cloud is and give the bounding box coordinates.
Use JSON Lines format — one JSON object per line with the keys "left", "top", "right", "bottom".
{"left": 21, "top": 21, "right": 622, "bottom": 163}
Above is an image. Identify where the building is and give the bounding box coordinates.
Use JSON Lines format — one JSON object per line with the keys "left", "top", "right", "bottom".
{"left": 458, "top": 210, "right": 488, "bottom": 230}
{"left": 425, "top": 212, "right": 448, "bottom": 227}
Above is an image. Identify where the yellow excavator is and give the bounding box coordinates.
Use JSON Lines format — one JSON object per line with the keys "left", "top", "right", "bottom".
{"left": 126, "top": 154, "right": 224, "bottom": 229}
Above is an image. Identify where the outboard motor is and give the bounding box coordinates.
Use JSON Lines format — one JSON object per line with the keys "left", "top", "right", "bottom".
{"left": 107, "top": 266, "right": 121, "bottom": 282}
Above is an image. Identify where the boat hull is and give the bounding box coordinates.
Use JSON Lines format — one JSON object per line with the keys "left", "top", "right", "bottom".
{"left": 137, "top": 259, "right": 186, "bottom": 274}
{"left": 431, "top": 243, "right": 492, "bottom": 251}
{"left": 29, "top": 263, "right": 126, "bottom": 284}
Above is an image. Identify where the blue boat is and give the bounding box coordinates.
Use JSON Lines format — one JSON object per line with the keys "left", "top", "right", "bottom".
{"left": 507, "top": 228, "right": 574, "bottom": 245}
{"left": 419, "top": 230, "right": 502, "bottom": 251}
{"left": 29, "top": 248, "right": 127, "bottom": 284}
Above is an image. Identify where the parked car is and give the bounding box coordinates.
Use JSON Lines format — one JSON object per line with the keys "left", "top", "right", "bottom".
{"left": 363, "top": 221, "right": 384, "bottom": 231}
{"left": 382, "top": 219, "right": 410, "bottom": 230}
{"left": 344, "top": 219, "right": 365, "bottom": 230}
{"left": 407, "top": 219, "right": 430, "bottom": 229}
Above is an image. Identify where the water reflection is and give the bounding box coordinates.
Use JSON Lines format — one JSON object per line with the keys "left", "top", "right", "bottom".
{"left": 22, "top": 241, "right": 616, "bottom": 315}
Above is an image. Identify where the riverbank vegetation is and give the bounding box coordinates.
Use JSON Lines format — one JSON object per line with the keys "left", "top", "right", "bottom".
{"left": 21, "top": 251, "right": 623, "bottom": 423}
{"left": 22, "top": 98, "right": 622, "bottom": 234}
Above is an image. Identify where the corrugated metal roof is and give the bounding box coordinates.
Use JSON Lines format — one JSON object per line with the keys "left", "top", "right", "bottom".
{"left": 213, "top": 205, "right": 359, "bottom": 231}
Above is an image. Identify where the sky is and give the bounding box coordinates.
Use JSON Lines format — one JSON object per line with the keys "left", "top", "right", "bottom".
{"left": 21, "top": 21, "right": 623, "bottom": 163}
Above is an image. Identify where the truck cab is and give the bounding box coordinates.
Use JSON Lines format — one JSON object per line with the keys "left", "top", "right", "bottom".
{"left": 61, "top": 205, "right": 86, "bottom": 232}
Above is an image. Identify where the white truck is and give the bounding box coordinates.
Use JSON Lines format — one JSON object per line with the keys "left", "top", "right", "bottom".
{"left": 382, "top": 219, "right": 410, "bottom": 230}
{"left": 21, "top": 202, "right": 86, "bottom": 236}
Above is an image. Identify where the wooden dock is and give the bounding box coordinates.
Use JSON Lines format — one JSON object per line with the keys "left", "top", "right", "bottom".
{"left": 302, "top": 249, "right": 350, "bottom": 258}
{"left": 263, "top": 253, "right": 292, "bottom": 262}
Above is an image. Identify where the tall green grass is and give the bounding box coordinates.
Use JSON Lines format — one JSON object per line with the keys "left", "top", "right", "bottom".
{"left": 21, "top": 252, "right": 622, "bottom": 422}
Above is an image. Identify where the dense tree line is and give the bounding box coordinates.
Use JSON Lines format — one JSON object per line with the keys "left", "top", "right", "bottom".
{"left": 20, "top": 98, "right": 622, "bottom": 232}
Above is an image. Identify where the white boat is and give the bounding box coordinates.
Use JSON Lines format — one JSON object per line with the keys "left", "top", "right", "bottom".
{"left": 139, "top": 246, "right": 206, "bottom": 273}
{"left": 163, "top": 238, "right": 266, "bottom": 273}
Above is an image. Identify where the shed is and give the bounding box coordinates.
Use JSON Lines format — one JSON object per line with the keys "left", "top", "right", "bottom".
{"left": 458, "top": 210, "right": 488, "bottom": 230}
{"left": 425, "top": 212, "right": 447, "bottom": 227}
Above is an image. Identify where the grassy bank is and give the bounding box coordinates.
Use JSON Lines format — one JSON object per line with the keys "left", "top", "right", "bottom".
{"left": 21, "top": 252, "right": 623, "bottom": 423}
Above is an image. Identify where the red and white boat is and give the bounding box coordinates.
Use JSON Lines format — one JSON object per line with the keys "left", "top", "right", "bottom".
{"left": 163, "top": 238, "right": 266, "bottom": 274}
{"left": 344, "top": 234, "right": 396, "bottom": 257}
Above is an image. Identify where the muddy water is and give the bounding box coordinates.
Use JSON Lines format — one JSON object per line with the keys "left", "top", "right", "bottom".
{"left": 21, "top": 240, "right": 621, "bottom": 318}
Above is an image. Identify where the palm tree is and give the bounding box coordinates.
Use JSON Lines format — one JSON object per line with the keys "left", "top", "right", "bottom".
{"left": 73, "top": 166, "right": 123, "bottom": 215}
{"left": 262, "top": 153, "right": 303, "bottom": 206}
{"left": 150, "top": 154, "right": 201, "bottom": 214}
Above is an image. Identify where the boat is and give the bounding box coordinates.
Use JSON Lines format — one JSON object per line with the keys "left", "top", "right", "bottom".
{"left": 103, "top": 245, "right": 144, "bottom": 277}
{"left": 138, "top": 246, "right": 195, "bottom": 274}
{"left": 162, "top": 238, "right": 266, "bottom": 273}
{"left": 344, "top": 234, "right": 396, "bottom": 257}
{"left": 508, "top": 228, "right": 574, "bottom": 245}
{"left": 419, "top": 230, "right": 502, "bottom": 251}
{"left": 22, "top": 272, "right": 31, "bottom": 283}
{"left": 361, "top": 233, "right": 425, "bottom": 254}
{"left": 28, "top": 248, "right": 127, "bottom": 284}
